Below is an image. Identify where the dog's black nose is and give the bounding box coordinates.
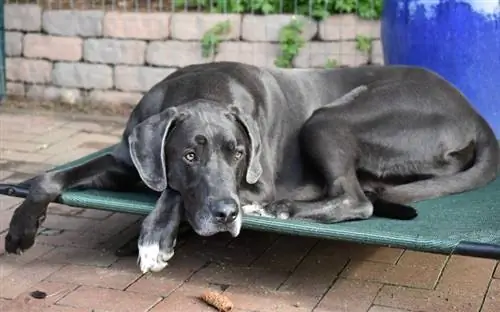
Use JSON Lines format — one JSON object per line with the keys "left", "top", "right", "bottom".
{"left": 212, "top": 198, "right": 239, "bottom": 224}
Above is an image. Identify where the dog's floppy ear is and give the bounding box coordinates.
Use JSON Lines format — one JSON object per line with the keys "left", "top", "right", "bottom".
{"left": 229, "top": 106, "right": 263, "bottom": 184}
{"left": 128, "top": 107, "right": 179, "bottom": 192}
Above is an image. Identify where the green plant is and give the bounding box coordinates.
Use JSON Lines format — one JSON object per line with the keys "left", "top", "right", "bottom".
{"left": 355, "top": 34, "right": 373, "bottom": 54}
{"left": 175, "top": 0, "right": 384, "bottom": 20}
{"left": 274, "top": 19, "right": 306, "bottom": 68}
{"left": 324, "top": 59, "right": 339, "bottom": 69}
{"left": 201, "top": 20, "right": 232, "bottom": 59}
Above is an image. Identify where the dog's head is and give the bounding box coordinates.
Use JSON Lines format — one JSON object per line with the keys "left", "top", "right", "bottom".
{"left": 128, "top": 100, "right": 262, "bottom": 237}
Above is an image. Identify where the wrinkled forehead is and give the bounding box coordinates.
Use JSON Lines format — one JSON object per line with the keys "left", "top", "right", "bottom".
{"left": 171, "top": 108, "right": 243, "bottom": 146}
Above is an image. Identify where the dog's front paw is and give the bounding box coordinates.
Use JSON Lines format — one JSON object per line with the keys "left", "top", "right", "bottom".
{"left": 5, "top": 212, "right": 45, "bottom": 255}
{"left": 137, "top": 243, "right": 174, "bottom": 273}
{"left": 242, "top": 203, "right": 274, "bottom": 218}
{"left": 265, "top": 199, "right": 295, "bottom": 220}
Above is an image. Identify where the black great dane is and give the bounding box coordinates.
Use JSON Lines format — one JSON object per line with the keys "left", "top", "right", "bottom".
{"left": 5, "top": 62, "right": 499, "bottom": 273}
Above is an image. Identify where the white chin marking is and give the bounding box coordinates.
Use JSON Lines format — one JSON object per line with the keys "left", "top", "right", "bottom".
{"left": 242, "top": 204, "right": 275, "bottom": 218}
{"left": 229, "top": 213, "right": 243, "bottom": 237}
{"left": 137, "top": 243, "right": 174, "bottom": 274}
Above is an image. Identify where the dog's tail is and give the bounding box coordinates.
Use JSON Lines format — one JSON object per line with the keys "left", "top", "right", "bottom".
{"left": 381, "top": 121, "right": 499, "bottom": 205}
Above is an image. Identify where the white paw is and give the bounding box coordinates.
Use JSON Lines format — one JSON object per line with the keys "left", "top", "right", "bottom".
{"left": 276, "top": 211, "right": 290, "bottom": 220}
{"left": 137, "top": 243, "right": 174, "bottom": 274}
{"left": 242, "top": 204, "right": 275, "bottom": 218}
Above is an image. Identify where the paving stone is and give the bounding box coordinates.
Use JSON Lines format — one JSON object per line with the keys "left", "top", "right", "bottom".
{"left": 341, "top": 252, "right": 448, "bottom": 289}
{"left": 2, "top": 143, "right": 39, "bottom": 155}
{"left": 311, "top": 240, "right": 404, "bottom": 264}
{"left": 39, "top": 246, "right": 118, "bottom": 267}
{"left": 127, "top": 253, "right": 207, "bottom": 296}
{"left": 87, "top": 90, "right": 143, "bottom": 107}
{"left": 4, "top": 4, "right": 41, "bottom": 31}
{"left": 23, "top": 34, "right": 82, "bottom": 61}
{"left": 482, "top": 278, "right": 500, "bottom": 312}
{"left": 34, "top": 131, "right": 105, "bottom": 155}
{"left": 84, "top": 39, "right": 146, "bottom": 65}
{"left": 368, "top": 306, "right": 413, "bottom": 312}
{"left": 27, "top": 127, "right": 80, "bottom": 146}
{"left": 5, "top": 281, "right": 78, "bottom": 310}
{"left": 6, "top": 58, "right": 52, "bottom": 84}
{"left": 435, "top": 255, "right": 496, "bottom": 295}
{"left": 0, "top": 150, "right": 51, "bottom": 163}
{"left": 374, "top": 285, "right": 484, "bottom": 312}
{"left": 179, "top": 230, "right": 276, "bottom": 266}
{"left": 77, "top": 208, "right": 113, "bottom": 220}
{"left": 40, "top": 214, "right": 94, "bottom": 232}
{"left": 0, "top": 261, "right": 64, "bottom": 299}
{"left": 190, "top": 263, "right": 289, "bottom": 289}
{"left": 114, "top": 66, "right": 176, "bottom": 92}
{"left": 35, "top": 226, "right": 117, "bottom": 249}
{"left": 279, "top": 251, "right": 348, "bottom": 297}
{"left": 103, "top": 12, "right": 170, "bottom": 39}
{"left": 251, "top": 235, "right": 317, "bottom": 271}
{"left": 0, "top": 172, "right": 34, "bottom": 184}
{"left": 82, "top": 212, "right": 141, "bottom": 235}
{"left": 43, "top": 148, "right": 103, "bottom": 166}
{"left": 315, "top": 278, "right": 383, "bottom": 312}
{"left": 171, "top": 13, "right": 241, "bottom": 40}
{"left": 146, "top": 41, "right": 208, "bottom": 67}
{"left": 147, "top": 283, "right": 223, "bottom": 312}
{"left": 48, "top": 264, "right": 141, "bottom": 289}
{"left": 5, "top": 32, "right": 22, "bottom": 56}
{"left": 58, "top": 286, "right": 161, "bottom": 311}
{"left": 62, "top": 121, "right": 118, "bottom": 133}
{"left": 349, "top": 245, "right": 404, "bottom": 264}
{"left": 12, "top": 282, "right": 78, "bottom": 306}
{"left": 0, "top": 171, "right": 14, "bottom": 181}
{"left": 0, "top": 115, "right": 66, "bottom": 135}
{"left": 241, "top": 14, "right": 317, "bottom": 42}
{"left": 52, "top": 62, "right": 113, "bottom": 90}
{"left": 0, "top": 208, "right": 15, "bottom": 232}
{"left": 224, "top": 286, "right": 316, "bottom": 312}
{"left": 41, "top": 305, "right": 90, "bottom": 312}
{"left": 47, "top": 203, "right": 85, "bottom": 217}
{"left": 58, "top": 286, "right": 161, "bottom": 312}
{"left": 1, "top": 141, "right": 41, "bottom": 153}
{"left": 42, "top": 10, "right": 103, "bottom": 37}
{"left": 0, "top": 238, "right": 54, "bottom": 271}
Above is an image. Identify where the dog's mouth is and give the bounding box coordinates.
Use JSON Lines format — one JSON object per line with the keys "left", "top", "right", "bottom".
{"left": 186, "top": 208, "right": 243, "bottom": 238}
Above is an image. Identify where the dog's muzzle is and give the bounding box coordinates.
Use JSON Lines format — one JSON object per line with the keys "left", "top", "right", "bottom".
{"left": 210, "top": 198, "right": 239, "bottom": 225}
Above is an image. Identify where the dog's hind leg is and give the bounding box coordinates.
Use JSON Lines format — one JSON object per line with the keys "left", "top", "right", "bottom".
{"left": 379, "top": 130, "right": 499, "bottom": 204}
{"left": 138, "top": 188, "right": 182, "bottom": 273}
{"left": 5, "top": 153, "right": 140, "bottom": 254}
{"left": 266, "top": 114, "right": 417, "bottom": 223}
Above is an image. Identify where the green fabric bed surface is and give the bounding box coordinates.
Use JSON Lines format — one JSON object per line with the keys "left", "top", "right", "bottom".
{"left": 50, "top": 145, "right": 500, "bottom": 255}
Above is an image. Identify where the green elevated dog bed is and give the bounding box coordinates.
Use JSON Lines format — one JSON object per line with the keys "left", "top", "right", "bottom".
{"left": 1, "top": 145, "right": 499, "bottom": 259}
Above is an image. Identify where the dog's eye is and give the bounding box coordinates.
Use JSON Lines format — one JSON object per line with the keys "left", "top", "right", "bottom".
{"left": 184, "top": 152, "right": 197, "bottom": 162}
{"left": 234, "top": 150, "right": 244, "bottom": 160}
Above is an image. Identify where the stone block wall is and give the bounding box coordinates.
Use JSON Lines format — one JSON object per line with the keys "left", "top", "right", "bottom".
{"left": 3, "top": 4, "right": 384, "bottom": 107}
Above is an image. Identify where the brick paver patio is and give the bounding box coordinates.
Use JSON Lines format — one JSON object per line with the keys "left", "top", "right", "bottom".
{"left": 0, "top": 110, "right": 498, "bottom": 312}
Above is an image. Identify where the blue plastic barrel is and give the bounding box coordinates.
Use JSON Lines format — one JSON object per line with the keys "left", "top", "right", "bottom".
{"left": 381, "top": 0, "right": 500, "bottom": 137}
